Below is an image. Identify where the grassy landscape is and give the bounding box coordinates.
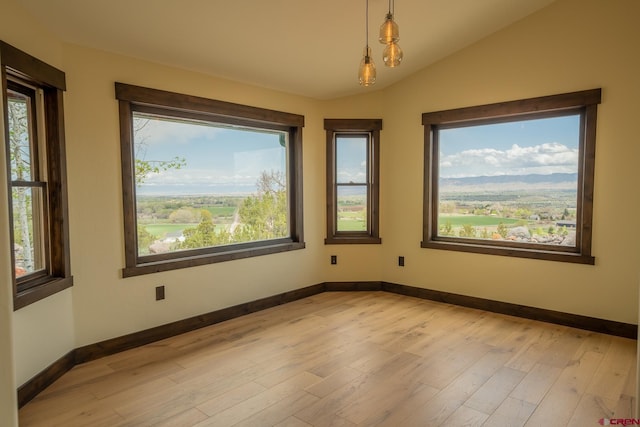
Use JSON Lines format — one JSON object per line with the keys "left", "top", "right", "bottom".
{"left": 135, "top": 186, "right": 576, "bottom": 247}
{"left": 337, "top": 219, "right": 367, "bottom": 231}
{"left": 438, "top": 215, "right": 520, "bottom": 227}
{"left": 337, "top": 194, "right": 367, "bottom": 231}
{"left": 438, "top": 188, "right": 577, "bottom": 243}
{"left": 203, "top": 206, "right": 236, "bottom": 217}
{"left": 143, "top": 223, "right": 227, "bottom": 239}
{"left": 137, "top": 195, "right": 243, "bottom": 243}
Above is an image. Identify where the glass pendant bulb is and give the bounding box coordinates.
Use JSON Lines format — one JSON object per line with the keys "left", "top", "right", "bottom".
{"left": 379, "top": 13, "right": 399, "bottom": 44}
{"left": 383, "top": 41, "right": 403, "bottom": 67}
{"left": 358, "top": 46, "right": 376, "bottom": 86}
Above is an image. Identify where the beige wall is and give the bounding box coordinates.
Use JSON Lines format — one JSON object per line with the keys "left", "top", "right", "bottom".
{"left": 61, "top": 43, "right": 331, "bottom": 348}
{"left": 1, "top": 0, "right": 72, "bottom": 424}
{"left": 379, "top": 0, "right": 640, "bottom": 324}
{"left": 1, "top": 0, "right": 638, "bottom": 414}
{"left": 0, "top": 48, "right": 18, "bottom": 427}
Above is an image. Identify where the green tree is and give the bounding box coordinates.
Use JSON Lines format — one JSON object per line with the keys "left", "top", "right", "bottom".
{"left": 236, "top": 170, "right": 288, "bottom": 241}
{"left": 497, "top": 222, "right": 508, "bottom": 239}
{"left": 137, "top": 226, "right": 157, "bottom": 255}
{"left": 439, "top": 220, "right": 453, "bottom": 236}
{"left": 135, "top": 156, "right": 186, "bottom": 185}
{"left": 133, "top": 117, "right": 186, "bottom": 185}
{"left": 459, "top": 224, "right": 476, "bottom": 238}
{"left": 169, "top": 207, "right": 199, "bottom": 224}
{"left": 8, "top": 95, "right": 34, "bottom": 273}
{"left": 515, "top": 208, "right": 532, "bottom": 219}
{"left": 178, "top": 170, "right": 288, "bottom": 249}
{"left": 440, "top": 202, "right": 456, "bottom": 214}
{"left": 180, "top": 210, "right": 219, "bottom": 249}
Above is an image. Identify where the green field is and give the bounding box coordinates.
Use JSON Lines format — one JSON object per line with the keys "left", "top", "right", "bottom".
{"left": 143, "top": 223, "right": 226, "bottom": 239}
{"left": 204, "top": 206, "right": 237, "bottom": 217}
{"left": 337, "top": 219, "right": 367, "bottom": 231}
{"left": 438, "top": 215, "right": 521, "bottom": 227}
{"left": 337, "top": 208, "right": 366, "bottom": 231}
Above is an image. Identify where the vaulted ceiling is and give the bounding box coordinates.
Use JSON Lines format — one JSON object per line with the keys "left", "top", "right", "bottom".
{"left": 19, "top": 0, "right": 556, "bottom": 100}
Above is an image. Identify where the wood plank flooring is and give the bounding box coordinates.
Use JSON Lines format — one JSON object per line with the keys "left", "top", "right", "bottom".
{"left": 19, "top": 291, "right": 637, "bottom": 426}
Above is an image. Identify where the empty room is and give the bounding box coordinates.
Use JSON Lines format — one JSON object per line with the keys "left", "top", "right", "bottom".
{"left": 1, "top": 0, "right": 639, "bottom": 425}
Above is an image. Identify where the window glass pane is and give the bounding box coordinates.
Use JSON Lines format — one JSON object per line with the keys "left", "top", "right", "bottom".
{"left": 336, "top": 136, "right": 367, "bottom": 184}
{"left": 133, "top": 113, "right": 289, "bottom": 256}
{"left": 337, "top": 185, "right": 367, "bottom": 232}
{"left": 12, "top": 186, "right": 45, "bottom": 277}
{"left": 437, "top": 114, "right": 580, "bottom": 247}
{"left": 7, "top": 90, "right": 34, "bottom": 181}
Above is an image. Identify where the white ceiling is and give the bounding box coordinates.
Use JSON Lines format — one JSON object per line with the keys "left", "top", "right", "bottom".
{"left": 19, "top": 0, "right": 556, "bottom": 100}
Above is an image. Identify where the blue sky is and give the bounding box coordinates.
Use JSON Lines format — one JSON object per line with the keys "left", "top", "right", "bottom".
{"left": 439, "top": 114, "right": 580, "bottom": 178}
{"left": 336, "top": 136, "right": 367, "bottom": 184}
{"left": 134, "top": 114, "right": 286, "bottom": 194}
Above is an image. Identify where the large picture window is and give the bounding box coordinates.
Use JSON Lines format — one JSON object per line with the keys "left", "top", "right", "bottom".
{"left": 1, "top": 41, "right": 73, "bottom": 309}
{"left": 116, "top": 83, "right": 304, "bottom": 277}
{"left": 324, "top": 119, "right": 381, "bottom": 244}
{"left": 422, "top": 89, "right": 601, "bottom": 264}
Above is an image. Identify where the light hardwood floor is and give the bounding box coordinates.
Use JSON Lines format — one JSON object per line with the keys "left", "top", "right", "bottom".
{"left": 19, "top": 291, "right": 637, "bottom": 426}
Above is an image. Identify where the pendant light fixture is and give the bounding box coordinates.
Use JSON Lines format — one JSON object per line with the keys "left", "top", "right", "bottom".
{"left": 379, "top": 0, "right": 403, "bottom": 67}
{"left": 358, "top": 0, "right": 376, "bottom": 86}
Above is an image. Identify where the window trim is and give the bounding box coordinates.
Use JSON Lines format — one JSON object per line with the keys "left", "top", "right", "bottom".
{"left": 421, "top": 89, "right": 601, "bottom": 264}
{"left": 1, "top": 41, "right": 73, "bottom": 309}
{"left": 324, "top": 119, "right": 382, "bottom": 244}
{"left": 116, "top": 83, "right": 305, "bottom": 277}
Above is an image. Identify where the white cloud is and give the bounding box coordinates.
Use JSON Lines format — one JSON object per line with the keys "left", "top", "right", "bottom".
{"left": 134, "top": 115, "right": 222, "bottom": 146}
{"left": 441, "top": 142, "right": 578, "bottom": 177}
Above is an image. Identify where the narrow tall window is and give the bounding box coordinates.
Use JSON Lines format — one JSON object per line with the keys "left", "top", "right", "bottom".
{"left": 325, "top": 119, "right": 382, "bottom": 244}
{"left": 1, "top": 41, "right": 73, "bottom": 309}
{"left": 8, "top": 81, "right": 46, "bottom": 280}
{"left": 422, "top": 89, "right": 600, "bottom": 264}
{"left": 117, "top": 83, "right": 305, "bottom": 277}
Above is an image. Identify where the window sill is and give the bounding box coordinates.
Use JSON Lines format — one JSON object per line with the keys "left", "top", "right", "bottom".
{"left": 325, "top": 236, "right": 382, "bottom": 245}
{"left": 123, "top": 241, "right": 306, "bottom": 278}
{"left": 421, "top": 239, "right": 594, "bottom": 265}
{"left": 14, "top": 276, "right": 74, "bottom": 310}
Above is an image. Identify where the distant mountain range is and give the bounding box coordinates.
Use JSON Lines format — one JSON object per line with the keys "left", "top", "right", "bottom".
{"left": 440, "top": 173, "right": 577, "bottom": 192}
{"left": 136, "top": 173, "right": 578, "bottom": 196}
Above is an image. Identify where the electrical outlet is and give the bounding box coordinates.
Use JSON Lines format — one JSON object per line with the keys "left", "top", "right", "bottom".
{"left": 155, "top": 285, "right": 165, "bottom": 300}
{"left": 398, "top": 256, "right": 405, "bottom": 267}
{"left": 331, "top": 255, "right": 337, "bottom": 265}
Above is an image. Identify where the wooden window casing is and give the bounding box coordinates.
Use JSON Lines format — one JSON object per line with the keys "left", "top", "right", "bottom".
{"left": 116, "top": 83, "right": 305, "bottom": 277}
{"left": 324, "top": 119, "right": 382, "bottom": 244}
{"left": 422, "top": 89, "right": 601, "bottom": 264}
{"left": 1, "top": 41, "right": 73, "bottom": 309}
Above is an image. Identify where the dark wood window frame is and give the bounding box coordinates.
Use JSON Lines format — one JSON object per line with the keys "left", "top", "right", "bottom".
{"left": 1, "top": 41, "right": 73, "bottom": 309}
{"left": 422, "top": 89, "right": 601, "bottom": 264}
{"left": 324, "top": 119, "right": 382, "bottom": 244}
{"left": 116, "top": 83, "right": 305, "bottom": 277}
